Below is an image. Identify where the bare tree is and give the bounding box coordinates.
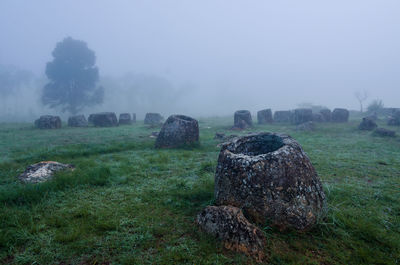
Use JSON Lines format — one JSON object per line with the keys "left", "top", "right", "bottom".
{"left": 354, "top": 90, "right": 368, "bottom": 112}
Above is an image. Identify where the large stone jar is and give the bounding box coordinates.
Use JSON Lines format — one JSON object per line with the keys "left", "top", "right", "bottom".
{"left": 215, "top": 132, "right": 326, "bottom": 231}
{"left": 234, "top": 110, "right": 252, "bottom": 129}
{"left": 155, "top": 115, "right": 199, "bottom": 148}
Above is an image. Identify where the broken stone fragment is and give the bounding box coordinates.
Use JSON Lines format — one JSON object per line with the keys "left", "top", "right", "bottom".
{"left": 196, "top": 205, "right": 266, "bottom": 261}
{"left": 18, "top": 161, "right": 75, "bottom": 184}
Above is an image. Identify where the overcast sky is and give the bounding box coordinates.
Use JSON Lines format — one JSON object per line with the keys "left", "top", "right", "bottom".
{"left": 1, "top": 0, "right": 399, "bottom": 113}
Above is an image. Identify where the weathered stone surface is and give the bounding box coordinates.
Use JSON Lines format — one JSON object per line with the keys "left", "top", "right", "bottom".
{"left": 196, "top": 205, "right": 266, "bottom": 260}
{"left": 358, "top": 117, "right": 377, "bottom": 131}
{"left": 293, "top": 109, "right": 313, "bottom": 125}
{"left": 119, "top": 113, "right": 132, "bottom": 125}
{"left": 18, "top": 161, "right": 75, "bottom": 183}
{"left": 273, "top": 111, "right": 292, "bottom": 123}
{"left": 90, "top": 112, "right": 118, "bottom": 127}
{"left": 331, "top": 108, "right": 349, "bottom": 122}
{"left": 373, "top": 128, "right": 396, "bottom": 137}
{"left": 215, "top": 132, "right": 326, "bottom": 231}
{"left": 144, "top": 113, "right": 164, "bottom": 125}
{"left": 34, "top": 115, "right": 62, "bottom": 129}
{"left": 132, "top": 113, "right": 137, "bottom": 123}
{"left": 387, "top": 110, "right": 400, "bottom": 126}
{"left": 312, "top": 113, "right": 324, "bottom": 123}
{"left": 296, "top": 121, "right": 315, "bottom": 132}
{"left": 155, "top": 115, "right": 199, "bottom": 148}
{"left": 319, "top": 109, "right": 331, "bottom": 122}
{"left": 233, "top": 110, "right": 252, "bottom": 129}
{"left": 68, "top": 115, "right": 88, "bottom": 127}
{"left": 257, "top": 109, "right": 273, "bottom": 124}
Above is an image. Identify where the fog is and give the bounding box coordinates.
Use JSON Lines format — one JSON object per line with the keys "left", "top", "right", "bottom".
{"left": 1, "top": 0, "right": 400, "bottom": 121}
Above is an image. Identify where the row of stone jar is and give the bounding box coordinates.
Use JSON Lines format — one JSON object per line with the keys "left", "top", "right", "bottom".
{"left": 34, "top": 112, "right": 165, "bottom": 129}
{"left": 234, "top": 108, "right": 349, "bottom": 129}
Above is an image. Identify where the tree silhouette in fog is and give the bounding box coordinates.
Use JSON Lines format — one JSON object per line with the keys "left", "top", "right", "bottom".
{"left": 0, "top": 65, "right": 34, "bottom": 97}
{"left": 42, "top": 37, "right": 103, "bottom": 114}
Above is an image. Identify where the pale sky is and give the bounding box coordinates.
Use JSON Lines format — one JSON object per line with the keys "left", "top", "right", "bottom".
{"left": 1, "top": 0, "right": 399, "bottom": 114}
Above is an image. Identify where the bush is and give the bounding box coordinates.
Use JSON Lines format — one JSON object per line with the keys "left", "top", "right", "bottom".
{"left": 367, "top": 99, "right": 384, "bottom": 113}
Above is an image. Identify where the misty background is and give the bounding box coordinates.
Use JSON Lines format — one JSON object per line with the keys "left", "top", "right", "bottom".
{"left": 1, "top": 0, "right": 399, "bottom": 121}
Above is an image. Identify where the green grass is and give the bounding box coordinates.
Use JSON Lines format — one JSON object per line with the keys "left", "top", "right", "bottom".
{"left": 0, "top": 117, "right": 399, "bottom": 264}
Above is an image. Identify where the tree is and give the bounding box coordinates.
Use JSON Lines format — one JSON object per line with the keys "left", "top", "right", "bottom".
{"left": 354, "top": 90, "right": 368, "bottom": 113}
{"left": 42, "top": 37, "right": 104, "bottom": 114}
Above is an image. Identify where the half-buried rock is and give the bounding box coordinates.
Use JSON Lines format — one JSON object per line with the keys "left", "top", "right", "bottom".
{"left": 119, "top": 113, "right": 132, "bottom": 125}
{"left": 34, "top": 115, "right": 61, "bottom": 129}
{"left": 144, "top": 113, "right": 163, "bottom": 125}
{"left": 155, "top": 115, "right": 199, "bottom": 148}
{"left": 373, "top": 128, "right": 396, "bottom": 137}
{"left": 197, "top": 205, "right": 266, "bottom": 260}
{"left": 233, "top": 110, "right": 252, "bottom": 129}
{"left": 18, "top": 161, "right": 74, "bottom": 183}
{"left": 68, "top": 115, "right": 88, "bottom": 127}
{"left": 90, "top": 112, "right": 118, "bottom": 127}
{"left": 358, "top": 117, "right": 377, "bottom": 131}
{"left": 215, "top": 132, "right": 326, "bottom": 231}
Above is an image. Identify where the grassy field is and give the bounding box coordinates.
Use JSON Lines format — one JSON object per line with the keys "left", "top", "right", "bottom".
{"left": 0, "top": 117, "right": 399, "bottom": 264}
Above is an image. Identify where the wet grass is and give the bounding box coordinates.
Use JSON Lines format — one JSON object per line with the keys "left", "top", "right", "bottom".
{"left": 0, "top": 117, "right": 399, "bottom": 264}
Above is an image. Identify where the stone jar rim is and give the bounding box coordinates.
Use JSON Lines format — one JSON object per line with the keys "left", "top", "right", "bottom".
{"left": 221, "top": 133, "right": 295, "bottom": 159}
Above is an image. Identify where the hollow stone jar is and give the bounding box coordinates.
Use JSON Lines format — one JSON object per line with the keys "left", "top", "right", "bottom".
{"left": 215, "top": 132, "right": 326, "bottom": 231}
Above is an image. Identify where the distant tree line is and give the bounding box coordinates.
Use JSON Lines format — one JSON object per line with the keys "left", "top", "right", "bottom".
{"left": 0, "top": 65, "right": 34, "bottom": 96}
